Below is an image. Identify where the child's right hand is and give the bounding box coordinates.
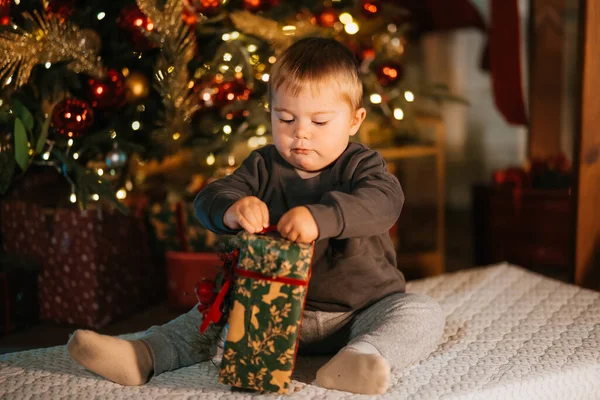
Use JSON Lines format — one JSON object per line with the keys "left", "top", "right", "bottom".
{"left": 223, "top": 196, "right": 270, "bottom": 233}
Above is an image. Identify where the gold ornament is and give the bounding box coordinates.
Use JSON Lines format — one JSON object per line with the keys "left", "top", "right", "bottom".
{"left": 373, "top": 32, "right": 405, "bottom": 57}
{"left": 125, "top": 71, "right": 150, "bottom": 102}
{"left": 0, "top": 11, "right": 104, "bottom": 88}
{"left": 229, "top": 10, "right": 322, "bottom": 53}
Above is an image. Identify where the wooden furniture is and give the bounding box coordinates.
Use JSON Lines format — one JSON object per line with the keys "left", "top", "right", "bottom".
{"left": 573, "top": 1, "right": 600, "bottom": 291}
{"left": 360, "top": 115, "right": 446, "bottom": 277}
{"left": 529, "top": 0, "right": 566, "bottom": 159}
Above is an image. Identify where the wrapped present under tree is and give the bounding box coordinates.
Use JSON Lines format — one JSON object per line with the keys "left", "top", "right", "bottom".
{"left": 210, "top": 231, "right": 313, "bottom": 394}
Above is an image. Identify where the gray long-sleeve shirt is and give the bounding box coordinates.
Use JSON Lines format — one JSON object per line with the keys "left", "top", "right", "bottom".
{"left": 194, "top": 142, "right": 406, "bottom": 312}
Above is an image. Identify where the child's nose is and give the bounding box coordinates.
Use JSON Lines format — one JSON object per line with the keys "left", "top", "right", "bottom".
{"left": 294, "top": 123, "right": 311, "bottom": 140}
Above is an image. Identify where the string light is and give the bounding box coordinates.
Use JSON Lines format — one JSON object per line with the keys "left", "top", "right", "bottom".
{"left": 370, "top": 94, "right": 382, "bottom": 104}
{"left": 404, "top": 91, "right": 415, "bottom": 102}
{"left": 256, "top": 125, "right": 266, "bottom": 135}
{"left": 73, "top": 152, "right": 79, "bottom": 159}
{"left": 339, "top": 13, "right": 353, "bottom": 24}
{"left": 282, "top": 26, "right": 296, "bottom": 35}
{"left": 228, "top": 155, "right": 235, "bottom": 166}
{"left": 97, "top": 12, "right": 106, "bottom": 20}
{"left": 230, "top": 31, "right": 240, "bottom": 39}
{"left": 223, "top": 53, "right": 232, "bottom": 61}
{"left": 131, "top": 121, "right": 141, "bottom": 130}
{"left": 45, "top": 62, "right": 51, "bottom": 69}
{"left": 247, "top": 44, "right": 257, "bottom": 52}
{"left": 261, "top": 73, "right": 269, "bottom": 82}
{"left": 394, "top": 108, "right": 404, "bottom": 120}
{"left": 116, "top": 189, "right": 127, "bottom": 200}
{"left": 92, "top": 194, "right": 100, "bottom": 201}
{"left": 345, "top": 22, "right": 359, "bottom": 35}
{"left": 248, "top": 137, "right": 259, "bottom": 148}
{"left": 67, "top": 139, "right": 74, "bottom": 146}
{"left": 206, "top": 153, "right": 215, "bottom": 165}
{"left": 97, "top": 168, "right": 104, "bottom": 176}
{"left": 172, "top": 132, "right": 181, "bottom": 140}
{"left": 268, "top": 56, "right": 276, "bottom": 64}
{"left": 110, "top": 130, "right": 117, "bottom": 139}
{"left": 222, "top": 33, "right": 231, "bottom": 41}
{"left": 223, "top": 125, "right": 232, "bottom": 134}
{"left": 70, "top": 193, "right": 77, "bottom": 203}
{"left": 42, "top": 152, "right": 50, "bottom": 160}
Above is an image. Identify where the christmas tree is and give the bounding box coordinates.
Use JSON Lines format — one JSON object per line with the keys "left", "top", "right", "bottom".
{"left": 0, "top": 0, "right": 465, "bottom": 212}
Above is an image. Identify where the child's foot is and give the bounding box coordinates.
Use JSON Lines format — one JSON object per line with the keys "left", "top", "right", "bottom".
{"left": 67, "top": 330, "right": 154, "bottom": 386}
{"left": 315, "top": 342, "right": 391, "bottom": 394}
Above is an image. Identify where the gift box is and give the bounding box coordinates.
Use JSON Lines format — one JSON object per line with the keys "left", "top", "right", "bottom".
{"left": 166, "top": 251, "right": 220, "bottom": 310}
{"left": 218, "top": 231, "right": 313, "bottom": 394}
{"left": 472, "top": 184, "right": 572, "bottom": 281}
{"left": 0, "top": 200, "right": 164, "bottom": 329}
{"left": 150, "top": 198, "right": 221, "bottom": 310}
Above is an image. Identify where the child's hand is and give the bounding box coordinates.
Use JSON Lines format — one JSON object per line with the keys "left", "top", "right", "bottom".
{"left": 277, "top": 206, "right": 318, "bottom": 243}
{"left": 223, "top": 196, "right": 270, "bottom": 233}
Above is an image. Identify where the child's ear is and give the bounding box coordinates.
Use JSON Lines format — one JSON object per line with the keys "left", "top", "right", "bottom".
{"left": 349, "top": 108, "right": 367, "bottom": 137}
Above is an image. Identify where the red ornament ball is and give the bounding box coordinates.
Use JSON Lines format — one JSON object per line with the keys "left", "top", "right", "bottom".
{"left": 182, "top": 0, "right": 223, "bottom": 24}
{"left": 87, "top": 69, "right": 126, "bottom": 110}
{"left": 374, "top": 61, "right": 405, "bottom": 87}
{"left": 243, "top": 0, "right": 279, "bottom": 12}
{"left": 196, "top": 77, "right": 251, "bottom": 109}
{"left": 45, "top": 0, "right": 76, "bottom": 20}
{"left": 194, "top": 279, "right": 216, "bottom": 305}
{"left": 349, "top": 42, "right": 376, "bottom": 64}
{"left": 118, "top": 4, "right": 156, "bottom": 51}
{"left": 216, "top": 78, "right": 251, "bottom": 106}
{"left": 51, "top": 99, "right": 94, "bottom": 138}
{"left": 317, "top": 8, "right": 339, "bottom": 28}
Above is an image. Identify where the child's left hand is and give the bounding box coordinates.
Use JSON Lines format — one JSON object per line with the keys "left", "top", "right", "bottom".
{"left": 277, "top": 206, "right": 318, "bottom": 243}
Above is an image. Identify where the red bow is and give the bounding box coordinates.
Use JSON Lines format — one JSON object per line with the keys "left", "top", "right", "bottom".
{"left": 198, "top": 225, "right": 277, "bottom": 333}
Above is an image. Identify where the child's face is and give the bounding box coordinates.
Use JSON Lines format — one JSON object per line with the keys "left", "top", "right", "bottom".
{"left": 270, "top": 82, "right": 366, "bottom": 173}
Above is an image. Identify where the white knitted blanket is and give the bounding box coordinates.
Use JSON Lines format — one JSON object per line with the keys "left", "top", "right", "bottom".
{"left": 1, "top": 263, "right": 599, "bottom": 399}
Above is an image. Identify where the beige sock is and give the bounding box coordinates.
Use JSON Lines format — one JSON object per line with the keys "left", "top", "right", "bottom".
{"left": 315, "top": 341, "right": 391, "bottom": 395}
{"left": 67, "top": 330, "right": 154, "bottom": 386}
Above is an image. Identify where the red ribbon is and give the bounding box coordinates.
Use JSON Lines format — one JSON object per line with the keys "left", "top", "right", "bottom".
{"left": 199, "top": 225, "right": 280, "bottom": 333}
{"left": 235, "top": 267, "right": 310, "bottom": 287}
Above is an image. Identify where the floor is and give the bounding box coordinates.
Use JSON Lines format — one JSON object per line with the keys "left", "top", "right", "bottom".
{"left": 0, "top": 208, "right": 475, "bottom": 355}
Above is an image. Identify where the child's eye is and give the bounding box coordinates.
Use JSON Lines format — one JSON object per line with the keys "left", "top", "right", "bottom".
{"left": 313, "top": 121, "right": 328, "bottom": 126}
{"left": 279, "top": 118, "right": 294, "bottom": 124}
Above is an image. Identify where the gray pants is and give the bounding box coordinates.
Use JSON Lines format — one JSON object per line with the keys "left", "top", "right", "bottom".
{"left": 141, "top": 292, "right": 445, "bottom": 377}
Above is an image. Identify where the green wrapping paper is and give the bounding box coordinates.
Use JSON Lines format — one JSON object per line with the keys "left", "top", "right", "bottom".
{"left": 219, "top": 231, "right": 313, "bottom": 393}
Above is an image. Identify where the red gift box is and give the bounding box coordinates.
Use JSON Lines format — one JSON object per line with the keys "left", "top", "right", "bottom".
{"left": 1, "top": 200, "right": 164, "bottom": 329}
{"left": 166, "top": 251, "right": 220, "bottom": 310}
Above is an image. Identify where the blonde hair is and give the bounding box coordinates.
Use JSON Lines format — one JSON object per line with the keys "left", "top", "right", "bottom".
{"left": 268, "top": 37, "right": 363, "bottom": 110}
